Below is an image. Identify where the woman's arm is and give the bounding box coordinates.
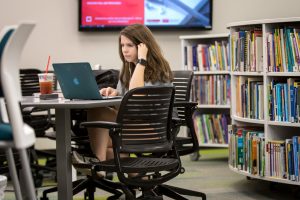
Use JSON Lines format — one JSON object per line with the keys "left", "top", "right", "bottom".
{"left": 129, "top": 65, "right": 145, "bottom": 90}
{"left": 129, "top": 43, "right": 148, "bottom": 90}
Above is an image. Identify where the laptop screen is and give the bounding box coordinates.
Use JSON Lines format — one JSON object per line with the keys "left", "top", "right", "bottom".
{"left": 53, "top": 62, "right": 103, "bottom": 100}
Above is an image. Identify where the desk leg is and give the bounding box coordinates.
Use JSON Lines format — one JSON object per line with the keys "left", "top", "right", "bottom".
{"left": 55, "top": 108, "right": 72, "bottom": 200}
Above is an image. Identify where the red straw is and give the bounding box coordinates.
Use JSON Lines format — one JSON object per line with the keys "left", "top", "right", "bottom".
{"left": 44, "top": 55, "right": 51, "bottom": 80}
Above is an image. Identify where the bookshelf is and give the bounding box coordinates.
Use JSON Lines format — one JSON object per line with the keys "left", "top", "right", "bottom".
{"left": 179, "top": 33, "right": 231, "bottom": 149}
{"left": 228, "top": 17, "right": 300, "bottom": 186}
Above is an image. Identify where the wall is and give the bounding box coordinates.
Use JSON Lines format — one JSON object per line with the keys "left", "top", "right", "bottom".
{"left": 1, "top": 0, "right": 299, "bottom": 71}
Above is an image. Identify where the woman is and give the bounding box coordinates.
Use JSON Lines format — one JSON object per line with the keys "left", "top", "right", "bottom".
{"left": 87, "top": 24, "right": 173, "bottom": 162}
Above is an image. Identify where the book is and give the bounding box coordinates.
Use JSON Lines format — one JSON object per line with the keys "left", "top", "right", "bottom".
{"left": 252, "top": 135, "right": 258, "bottom": 174}
{"left": 192, "top": 45, "right": 198, "bottom": 71}
{"left": 197, "top": 44, "right": 205, "bottom": 71}
{"left": 286, "top": 139, "right": 295, "bottom": 181}
{"left": 187, "top": 45, "right": 193, "bottom": 71}
{"left": 247, "top": 77, "right": 262, "bottom": 119}
{"left": 292, "top": 136, "right": 299, "bottom": 181}
{"left": 294, "top": 80, "right": 300, "bottom": 122}
{"left": 254, "top": 31, "right": 263, "bottom": 72}
{"left": 280, "top": 28, "right": 287, "bottom": 72}
{"left": 183, "top": 46, "right": 188, "bottom": 70}
{"left": 237, "top": 129, "right": 244, "bottom": 169}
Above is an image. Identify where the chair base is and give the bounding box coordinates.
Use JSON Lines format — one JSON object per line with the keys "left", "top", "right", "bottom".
{"left": 41, "top": 176, "right": 123, "bottom": 200}
{"left": 155, "top": 184, "right": 206, "bottom": 200}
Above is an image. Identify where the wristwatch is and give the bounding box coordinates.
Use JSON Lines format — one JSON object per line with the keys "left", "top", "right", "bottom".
{"left": 136, "top": 58, "right": 147, "bottom": 67}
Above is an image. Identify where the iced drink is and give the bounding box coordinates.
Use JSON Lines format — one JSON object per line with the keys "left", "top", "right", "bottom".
{"left": 38, "top": 73, "right": 54, "bottom": 94}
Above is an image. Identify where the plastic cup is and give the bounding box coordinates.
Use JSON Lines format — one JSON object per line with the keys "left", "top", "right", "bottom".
{"left": 38, "top": 73, "right": 54, "bottom": 94}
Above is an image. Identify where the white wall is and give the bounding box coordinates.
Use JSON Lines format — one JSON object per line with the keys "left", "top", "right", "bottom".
{"left": 1, "top": 0, "right": 300, "bottom": 71}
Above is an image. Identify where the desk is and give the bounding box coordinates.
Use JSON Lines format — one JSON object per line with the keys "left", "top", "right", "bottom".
{"left": 21, "top": 96, "right": 121, "bottom": 200}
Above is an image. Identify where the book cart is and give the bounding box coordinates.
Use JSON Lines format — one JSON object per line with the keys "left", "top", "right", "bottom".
{"left": 180, "top": 33, "right": 231, "bottom": 160}
{"left": 227, "top": 17, "right": 300, "bottom": 185}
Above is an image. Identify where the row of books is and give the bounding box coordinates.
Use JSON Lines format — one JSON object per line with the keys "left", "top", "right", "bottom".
{"left": 228, "top": 126, "right": 265, "bottom": 176}
{"left": 191, "top": 75, "right": 231, "bottom": 105}
{"left": 230, "top": 28, "right": 263, "bottom": 72}
{"left": 266, "top": 27, "right": 300, "bottom": 72}
{"left": 183, "top": 41, "right": 230, "bottom": 71}
{"left": 229, "top": 125, "right": 300, "bottom": 182}
{"left": 235, "top": 76, "right": 264, "bottom": 119}
{"left": 269, "top": 78, "right": 300, "bottom": 122}
{"left": 265, "top": 137, "right": 300, "bottom": 181}
{"left": 192, "top": 112, "right": 230, "bottom": 144}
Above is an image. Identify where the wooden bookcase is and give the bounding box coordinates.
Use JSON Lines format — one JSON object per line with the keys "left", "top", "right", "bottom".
{"left": 227, "top": 17, "right": 300, "bottom": 185}
{"left": 179, "top": 33, "right": 231, "bottom": 149}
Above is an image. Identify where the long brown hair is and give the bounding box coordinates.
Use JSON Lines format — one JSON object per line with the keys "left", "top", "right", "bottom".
{"left": 118, "top": 24, "right": 173, "bottom": 89}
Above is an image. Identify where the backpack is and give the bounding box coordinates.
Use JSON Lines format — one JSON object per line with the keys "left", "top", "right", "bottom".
{"left": 93, "top": 69, "right": 119, "bottom": 89}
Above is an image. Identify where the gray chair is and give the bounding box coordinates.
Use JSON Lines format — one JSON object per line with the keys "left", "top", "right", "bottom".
{"left": 0, "top": 22, "right": 37, "bottom": 200}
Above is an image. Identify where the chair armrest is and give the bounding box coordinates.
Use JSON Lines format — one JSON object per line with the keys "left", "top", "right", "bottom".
{"left": 80, "top": 121, "right": 122, "bottom": 145}
{"left": 22, "top": 106, "right": 49, "bottom": 115}
{"left": 80, "top": 121, "right": 121, "bottom": 130}
{"left": 174, "top": 101, "right": 197, "bottom": 108}
{"left": 172, "top": 117, "right": 183, "bottom": 127}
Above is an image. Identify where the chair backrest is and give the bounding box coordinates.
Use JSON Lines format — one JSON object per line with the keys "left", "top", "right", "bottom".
{"left": 172, "top": 70, "right": 193, "bottom": 124}
{"left": 19, "top": 68, "right": 42, "bottom": 96}
{"left": 172, "top": 70, "right": 199, "bottom": 155}
{"left": 172, "top": 70, "right": 193, "bottom": 102}
{"left": 0, "top": 22, "right": 36, "bottom": 148}
{"left": 0, "top": 26, "right": 15, "bottom": 125}
{"left": 116, "top": 86, "right": 175, "bottom": 154}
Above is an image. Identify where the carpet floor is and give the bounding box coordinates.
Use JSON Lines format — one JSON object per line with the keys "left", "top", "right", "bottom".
{"left": 2, "top": 148, "right": 300, "bottom": 200}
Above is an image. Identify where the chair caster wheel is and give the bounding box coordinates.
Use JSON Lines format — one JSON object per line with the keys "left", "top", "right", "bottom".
{"left": 106, "top": 172, "right": 114, "bottom": 180}
{"left": 190, "top": 151, "right": 200, "bottom": 161}
{"left": 33, "top": 172, "right": 44, "bottom": 187}
{"left": 84, "top": 191, "right": 88, "bottom": 200}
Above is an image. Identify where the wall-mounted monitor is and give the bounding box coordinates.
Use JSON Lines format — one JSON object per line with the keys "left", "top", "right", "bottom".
{"left": 79, "top": 0, "right": 213, "bottom": 31}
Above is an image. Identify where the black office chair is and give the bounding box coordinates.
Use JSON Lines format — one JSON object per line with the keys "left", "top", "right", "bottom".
{"left": 153, "top": 70, "right": 207, "bottom": 200}
{"left": 41, "top": 69, "right": 122, "bottom": 200}
{"left": 80, "top": 86, "right": 182, "bottom": 200}
{"left": 20, "top": 68, "right": 57, "bottom": 186}
{"left": 172, "top": 70, "right": 200, "bottom": 157}
{"left": 20, "top": 69, "right": 55, "bottom": 136}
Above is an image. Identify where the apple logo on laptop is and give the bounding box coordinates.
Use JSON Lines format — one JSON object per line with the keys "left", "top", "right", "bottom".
{"left": 73, "top": 78, "right": 80, "bottom": 85}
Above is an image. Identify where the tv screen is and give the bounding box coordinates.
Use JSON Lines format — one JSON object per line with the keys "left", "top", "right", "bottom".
{"left": 79, "top": 0, "right": 212, "bottom": 31}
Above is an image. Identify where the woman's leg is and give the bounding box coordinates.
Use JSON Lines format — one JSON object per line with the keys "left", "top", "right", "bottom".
{"left": 87, "top": 107, "right": 117, "bottom": 161}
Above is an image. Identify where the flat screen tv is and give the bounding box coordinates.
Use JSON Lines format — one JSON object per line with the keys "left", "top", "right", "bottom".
{"left": 79, "top": 0, "right": 212, "bottom": 31}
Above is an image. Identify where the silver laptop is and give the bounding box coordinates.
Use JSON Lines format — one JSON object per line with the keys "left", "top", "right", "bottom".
{"left": 52, "top": 62, "right": 121, "bottom": 100}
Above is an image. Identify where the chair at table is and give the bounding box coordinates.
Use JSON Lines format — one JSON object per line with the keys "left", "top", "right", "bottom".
{"left": 0, "top": 22, "right": 37, "bottom": 200}
{"left": 20, "top": 68, "right": 55, "bottom": 138}
{"left": 80, "top": 86, "right": 183, "bottom": 199}
{"left": 20, "top": 68, "right": 57, "bottom": 186}
{"left": 41, "top": 69, "right": 122, "bottom": 200}
{"left": 154, "top": 70, "right": 207, "bottom": 199}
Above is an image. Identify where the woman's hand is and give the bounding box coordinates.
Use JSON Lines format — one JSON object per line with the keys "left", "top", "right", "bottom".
{"left": 137, "top": 43, "right": 148, "bottom": 60}
{"left": 100, "top": 87, "right": 118, "bottom": 97}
